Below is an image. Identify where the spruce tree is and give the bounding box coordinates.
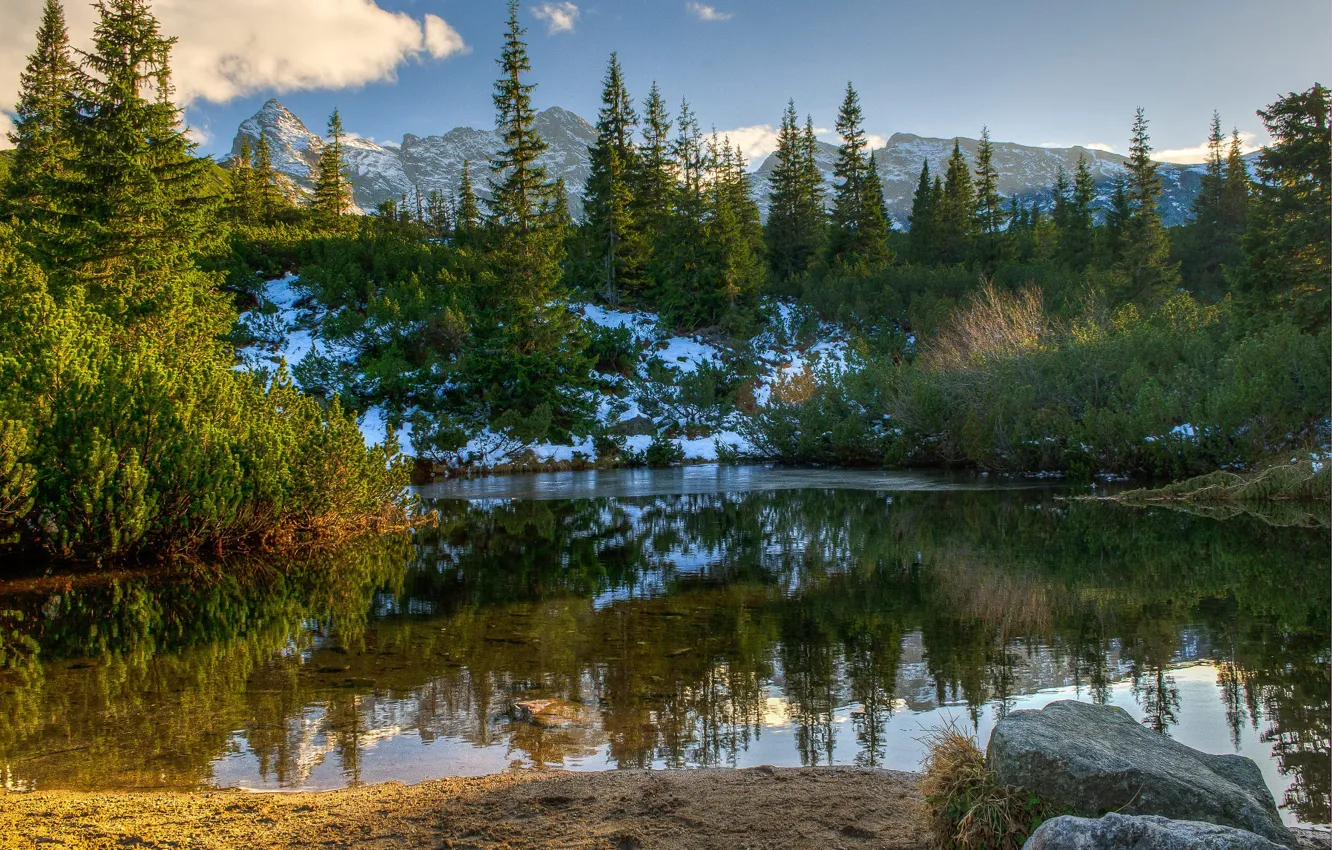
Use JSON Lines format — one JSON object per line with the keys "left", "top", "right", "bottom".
{"left": 1237, "top": 83, "right": 1329, "bottom": 327}
{"left": 487, "top": 0, "right": 560, "bottom": 232}
{"left": 1183, "top": 112, "right": 1234, "bottom": 291}
{"left": 629, "top": 82, "right": 674, "bottom": 274}
{"left": 1051, "top": 166, "right": 1070, "bottom": 233}
{"left": 1062, "top": 153, "right": 1095, "bottom": 268}
{"left": 5, "top": 0, "right": 78, "bottom": 257}
{"left": 1102, "top": 176, "right": 1131, "bottom": 264}
{"left": 797, "top": 117, "right": 827, "bottom": 248}
{"left": 1220, "top": 128, "right": 1249, "bottom": 237}
{"left": 704, "top": 140, "right": 764, "bottom": 323}
{"left": 251, "top": 130, "right": 285, "bottom": 222}
{"left": 766, "top": 101, "right": 826, "bottom": 280}
{"left": 425, "top": 189, "right": 451, "bottom": 239}
{"left": 455, "top": 159, "right": 481, "bottom": 238}
{"left": 470, "top": 0, "right": 588, "bottom": 424}
{"left": 581, "top": 52, "right": 643, "bottom": 302}
{"left": 653, "top": 99, "right": 709, "bottom": 324}
{"left": 972, "top": 127, "right": 1004, "bottom": 268}
{"left": 64, "top": 0, "right": 216, "bottom": 316}
{"left": 907, "top": 160, "right": 934, "bottom": 264}
{"left": 827, "top": 82, "right": 888, "bottom": 268}
{"left": 1120, "top": 107, "right": 1178, "bottom": 301}
{"left": 225, "top": 137, "right": 261, "bottom": 224}
{"left": 313, "top": 109, "right": 351, "bottom": 224}
{"left": 936, "top": 140, "right": 975, "bottom": 264}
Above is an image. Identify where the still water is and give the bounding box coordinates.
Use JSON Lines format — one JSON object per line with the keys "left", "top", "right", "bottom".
{"left": 0, "top": 468, "right": 1327, "bottom": 826}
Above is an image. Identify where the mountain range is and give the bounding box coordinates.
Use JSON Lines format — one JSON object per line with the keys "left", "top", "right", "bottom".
{"left": 229, "top": 99, "right": 1229, "bottom": 228}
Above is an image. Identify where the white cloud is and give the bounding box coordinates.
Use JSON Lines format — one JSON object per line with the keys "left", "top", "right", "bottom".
{"left": 0, "top": 111, "right": 13, "bottom": 150}
{"left": 718, "top": 124, "right": 779, "bottom": 170}
{"left": 1155, "top": 131, "right": 1259, "bottom": 164}
{"left": 182, "top": 124, "right": 210, "bottom": 146}
{"left": 424, "top": 14, "right": 470, "bottom": 58}
{"left": 0, "top": 0, "right": 469, "bottom": 122}
{"left": 686, "top": 2, "right": 732, "bottom": 22}
{"left": 532, "top": 2, "right": 580, "bottom": 34}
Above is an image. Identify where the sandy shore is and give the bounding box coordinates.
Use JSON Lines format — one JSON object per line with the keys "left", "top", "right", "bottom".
{"left": 0, "top": 767, "right": 930, "bottom": 850}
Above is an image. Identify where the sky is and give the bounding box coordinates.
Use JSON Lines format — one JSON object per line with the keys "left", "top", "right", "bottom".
{"left": 1, "top": 0, "right": 1328, "bottom": 167}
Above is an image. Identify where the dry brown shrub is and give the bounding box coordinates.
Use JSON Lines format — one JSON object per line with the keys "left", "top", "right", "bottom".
{"left": 769, "top": 364, "right": 818, "bottom": 406}
{"left": 924, "top": 281, "right": 1050, "bottom": 373}
{"left": 920, "top": 720, "right": 1050, "bottom": 850}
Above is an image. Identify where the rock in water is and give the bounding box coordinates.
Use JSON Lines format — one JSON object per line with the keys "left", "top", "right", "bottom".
{"left": 988, "top": 700, "right": 1296, "bottom": 849}
{"left": 1024, "top": 814, "right": 1289, "bottom": 850}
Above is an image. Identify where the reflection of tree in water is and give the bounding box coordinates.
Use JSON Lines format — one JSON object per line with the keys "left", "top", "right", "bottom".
{"left": 0, "top": 489, "right": 1326, "bottom": 821}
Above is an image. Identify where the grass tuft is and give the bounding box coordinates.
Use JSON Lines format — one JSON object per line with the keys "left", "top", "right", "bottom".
{"left": 920, "top": 720, "right": 1051, "bottom": 850}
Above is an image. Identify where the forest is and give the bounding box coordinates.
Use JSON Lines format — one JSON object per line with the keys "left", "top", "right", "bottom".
{"left": 0, "top": 0, "right": 1328, "bottom": 561}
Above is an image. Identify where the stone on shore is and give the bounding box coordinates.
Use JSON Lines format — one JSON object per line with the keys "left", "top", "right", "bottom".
{"left": 987, "top": 700, "right": 1296, "bottom": 849}
{"left": 1023, "top": 813, "right": 1288, "bottom": 850}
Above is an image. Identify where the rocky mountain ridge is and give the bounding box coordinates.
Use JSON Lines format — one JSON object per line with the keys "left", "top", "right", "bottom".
{"left": 229, "top": 99, "right": 1230, "bottom": 227}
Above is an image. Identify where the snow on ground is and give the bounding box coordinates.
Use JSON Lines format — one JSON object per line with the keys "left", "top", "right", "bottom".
{"left": 237, "top": 287, "right": 847, "bottom": 465}
{"left": 652, "top": 336, "right": 722, "bottom": 375}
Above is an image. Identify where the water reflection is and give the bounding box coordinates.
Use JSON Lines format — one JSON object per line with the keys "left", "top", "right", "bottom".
{"left": 0, "top": 485, "right": 1326, "bottom": 825}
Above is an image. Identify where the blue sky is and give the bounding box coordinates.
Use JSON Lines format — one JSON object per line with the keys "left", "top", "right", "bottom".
{"left": 2, "top": 0, "right": 1329, "bottom": 164}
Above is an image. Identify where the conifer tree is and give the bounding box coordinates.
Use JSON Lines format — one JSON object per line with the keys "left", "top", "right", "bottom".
{"left": 1051, "top": 166, "right": 1070, "bottom": 233}
{"left": 652, "top": 99, "right": 709, "bottom": 323}
{"left": 862, "top": 151, "right": 892, "bottom": 244}
{"left": 424, "top": 189, "right": 451, "bottom": 239}
{"left": 766, "top": 101, "right": 826, "bottom": 280}
{"left": 455, "top": 159, "right": 481, "bottom": 238}
{"left": 1194, "top": 112, "right": 1226, "bottom": 229}
{"left": 907, "top": 160, "right": 935, "bottom": 264}
{"left": 1102, "top": 176, "right": 1131, "bottom": 264}
{"left": 225, "top": 137, "right": 261, "bottom": 224}
{"left": 5, "top": 0, "right": 78, "bottom": 256}
{"left": 629, "top": 82, "right": 674, "bottom": 269}
{"left": 1183, "top": 112, "right": 1236, "bottom": 291}
{"left": 1062, "top": 153, "right": 1095, "bottom": 268}
{"left": 1220, "top": 128, "right": 1250, "bottom": 237}
{"left": 251, "top": 130, "right": 286, "bottom": 222}
{"left": 1120, "top": 107, "right": 1178, "bottom": 300}
{"left": 935, "top": 140, "right": 975, "bottom": 264}
{"left": 1237, "top": 83, "right": 1329, "bottom": 327}
{"left": 64, "top": 0, "right": 216, "bottom": 316}
{"left": 827, "top": 83, "right": 888, "bottom": 268}
{"left": 582, "top": 52, "right": 643, "bottom": 302}
{"left": 703, "top": 139, "right": 764, "bottom": 322}
{"left": 470, "top": 0, "right": 588, "bottom": 424}
{"left": 972, "top": 127, "right": 1004, "bottom": 268}
{"left": 487, "top": 0, "right": 560, "bottom": 232}
{"left": 313, "top": 108, "right": 351, "bottom": 223}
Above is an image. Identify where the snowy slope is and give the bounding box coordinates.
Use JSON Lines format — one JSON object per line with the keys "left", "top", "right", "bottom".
{"left": 229, "top": 99, "right": 596, "bottom": 218}
{"left": 231, "top": 100, "right": 1239, "bottom": 229}
{"left": 234, "top": 276, "right": 850, "bottom": 468}
{"left": 748, "top": 133, "right": 1225, "bottom": 228}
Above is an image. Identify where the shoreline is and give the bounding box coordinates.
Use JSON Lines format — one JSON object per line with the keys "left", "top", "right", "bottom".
{"left": 0, "top": 767, "right": 930, "bottom": 849}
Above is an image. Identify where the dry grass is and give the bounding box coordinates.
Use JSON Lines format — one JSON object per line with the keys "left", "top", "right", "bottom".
{"left": 924, "top": 281, "right": 1049, "bottom": 373}
{"left": 920, "top": 721, "right": 1050, "bottom": 850}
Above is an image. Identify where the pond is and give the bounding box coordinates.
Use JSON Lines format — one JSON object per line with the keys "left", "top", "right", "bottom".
{"left": 0, "top": 467, "right": 1326, "bottom": 827}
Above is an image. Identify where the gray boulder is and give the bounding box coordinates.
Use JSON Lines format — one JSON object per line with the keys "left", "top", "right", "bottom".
{"left": 988, "top": 700, "right": 1296, "bottom": 849}
{"left": 1024, "top": 814, "right": 1287, "bottom": 849}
